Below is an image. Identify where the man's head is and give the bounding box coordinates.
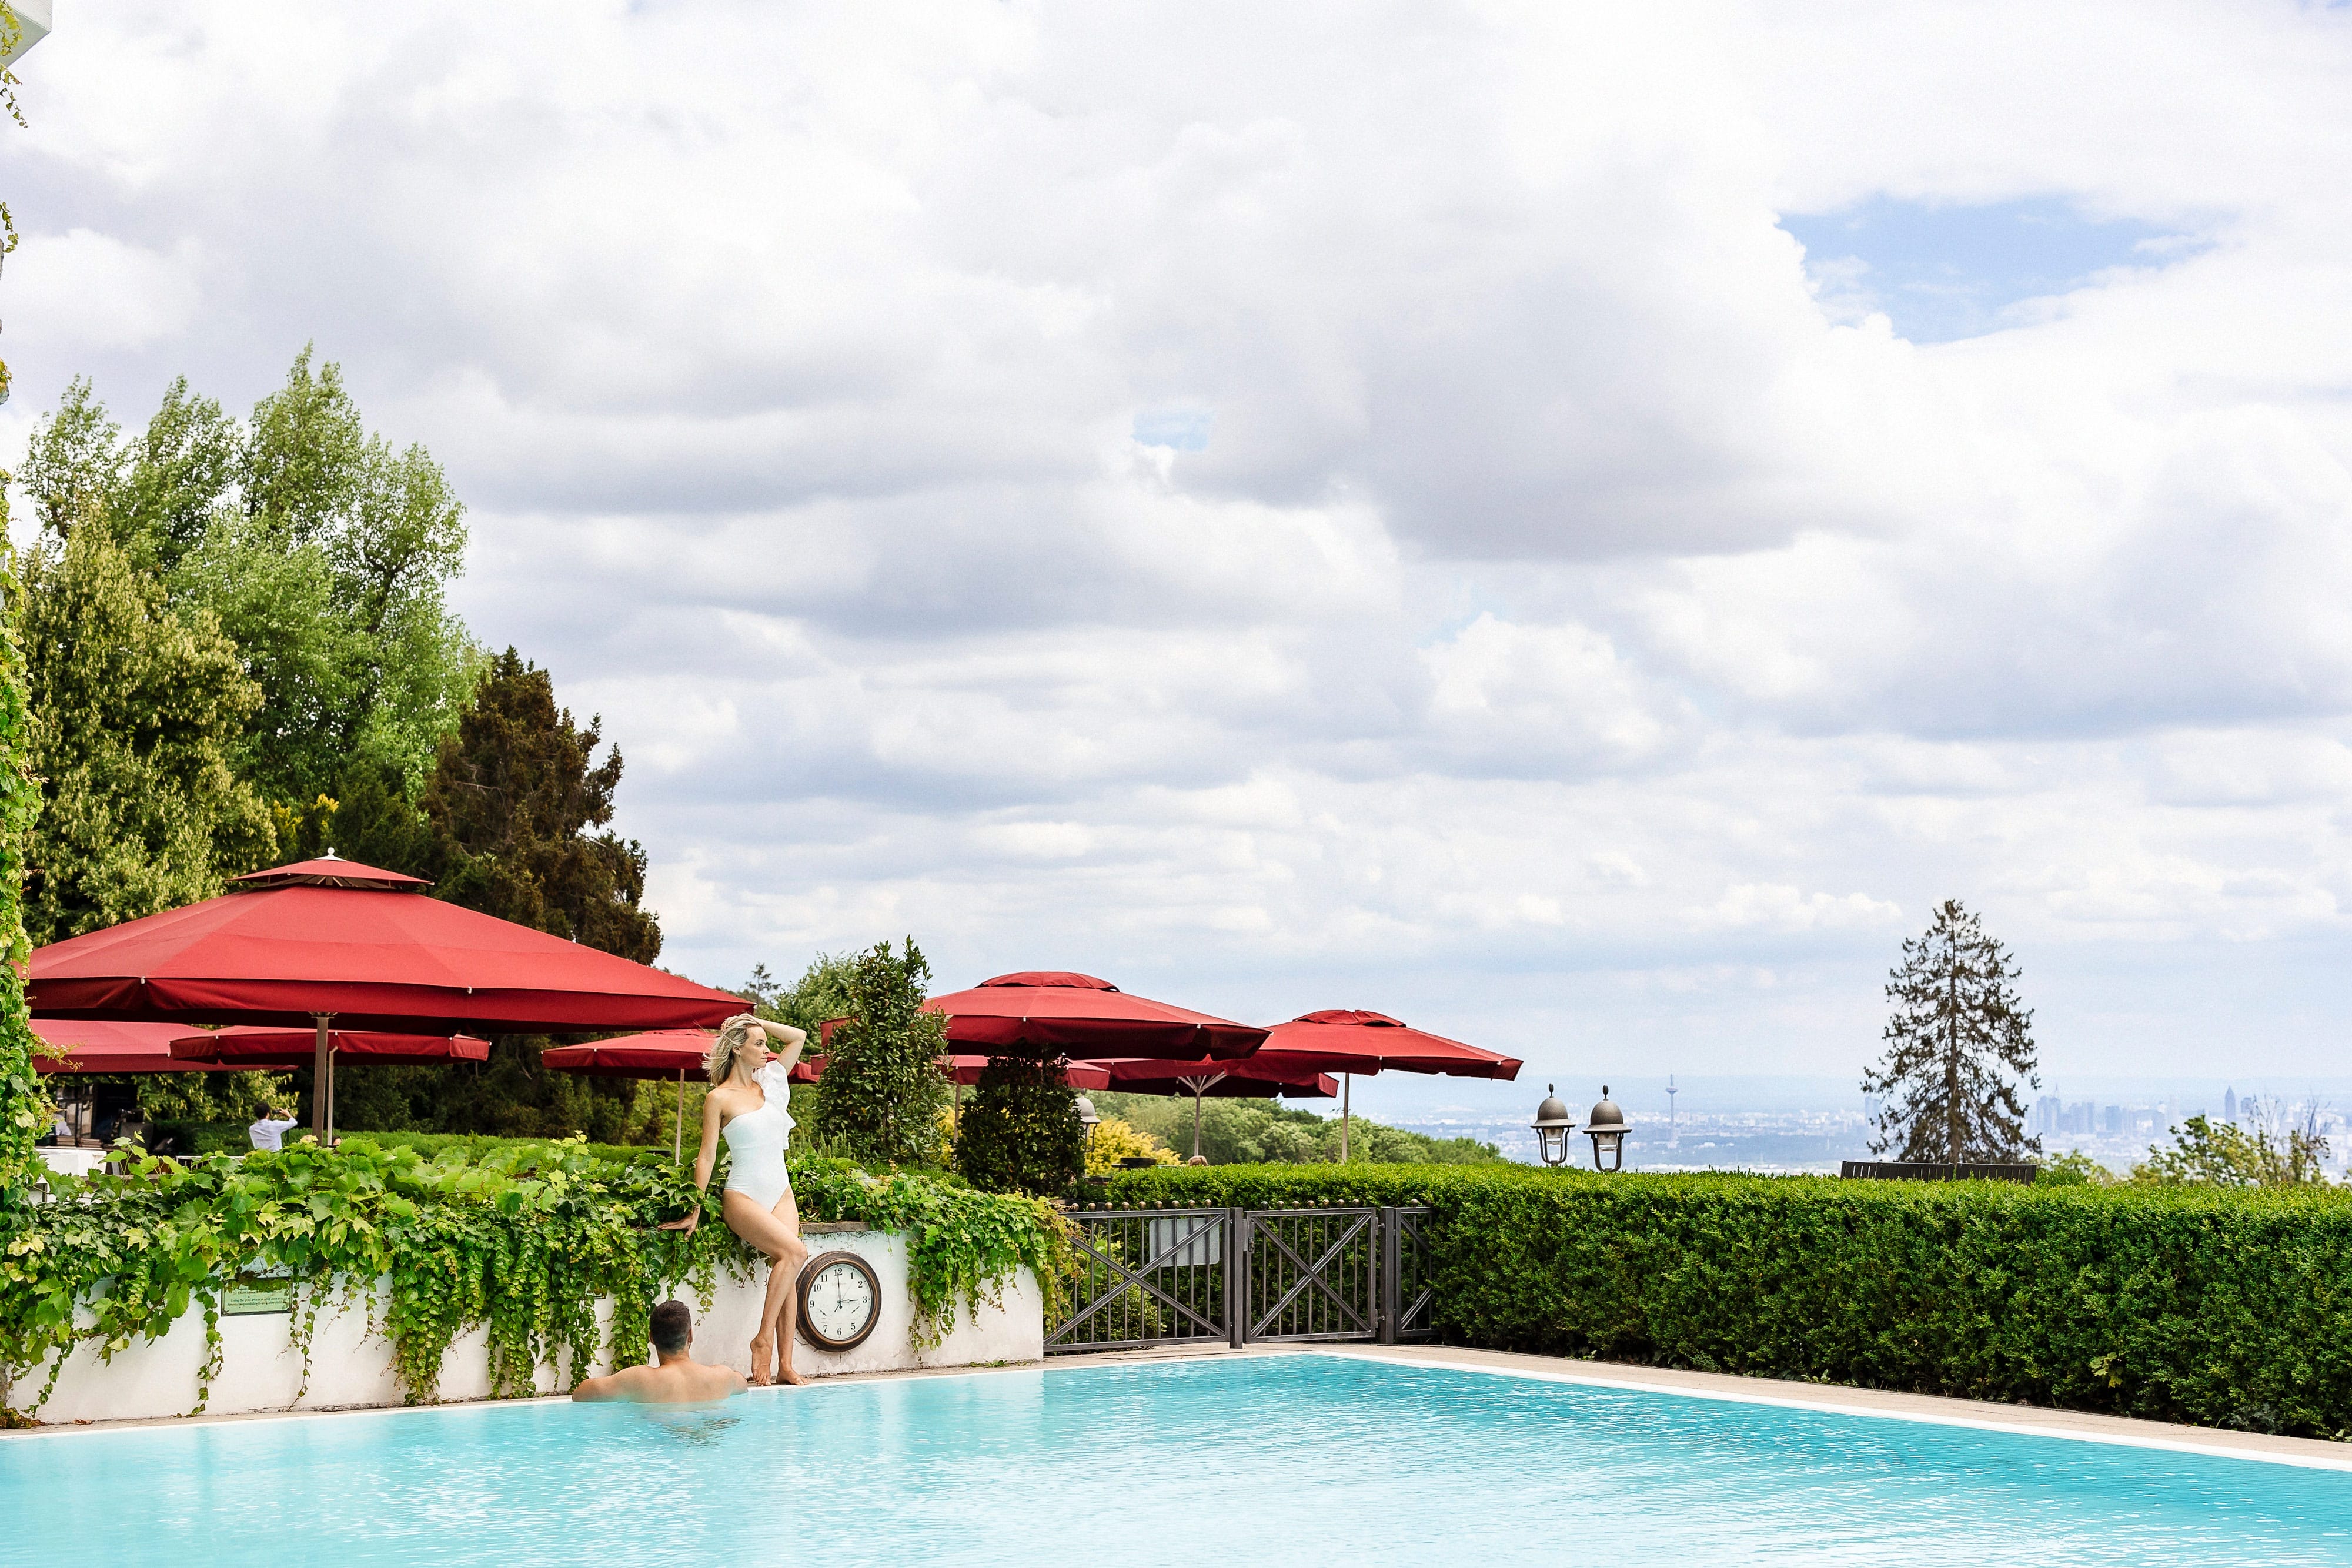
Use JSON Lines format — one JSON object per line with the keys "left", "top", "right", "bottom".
{"left": 650, "top": 1299, "right": 693, "bottom": 1357}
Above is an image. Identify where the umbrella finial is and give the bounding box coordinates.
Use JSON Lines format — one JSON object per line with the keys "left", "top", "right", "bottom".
{"left": 322, "top": 847, "right": 340, "bottom": 860}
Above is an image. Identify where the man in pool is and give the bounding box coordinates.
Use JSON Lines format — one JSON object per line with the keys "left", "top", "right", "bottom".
{"left": 572, "top": 1300, "right": 748, "bottom": 1404}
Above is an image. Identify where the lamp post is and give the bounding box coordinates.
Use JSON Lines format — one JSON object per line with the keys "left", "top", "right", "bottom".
{"left": 1585, "top": 1086, "right": 1631, "bottom": 1172}
{"left": 1074, "top": 1093, "right": 1101, "bottom": 1144}
{"left": 1531, "top": 1085, "right": 1575, "bottom": 1167}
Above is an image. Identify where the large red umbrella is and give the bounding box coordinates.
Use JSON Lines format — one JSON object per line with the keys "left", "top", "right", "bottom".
{"left": 1245, "top": 1009, "right": 1522, "bottom": 1161}
{"left": 32, "top": 1018, "right": 239, "bottom": 1075}
{"left": 29, "top": 854, "right": 745, "bottom": 1140}
{"left": 171, "top": 1027, "right": 493, "bottom": 1066}
{"left": 31, "top": 1019, "right": 240, "bottom": 1150}
{"left": 1090, "top": 1056, "right": 1338, "bottom": 1160}
{"left": 541, "top": 1031, "right": 819, "bottom": 1161}
{"left": 922, "top": 972, "right": 1267, "bottom": 1061}
{"left": 169, "top": 1027, "right": 489, "bottom": 1148}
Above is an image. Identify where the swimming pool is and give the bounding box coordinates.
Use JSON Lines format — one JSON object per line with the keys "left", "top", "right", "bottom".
{"left": 5, "top": 1353, "right": 2348, "bottom": 1565}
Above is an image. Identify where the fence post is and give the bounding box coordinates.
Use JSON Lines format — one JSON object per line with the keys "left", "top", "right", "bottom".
{"left": 1227, "top": 1208, "right": 1248, "bottom": 1349}
{"left": 1377, "top": 1206, "right": 1398, "bottom": 1345}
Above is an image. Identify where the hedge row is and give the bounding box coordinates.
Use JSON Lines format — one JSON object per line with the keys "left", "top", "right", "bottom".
{"left": 1103, "top": 1163, "right": 2352, "bottom": 1439}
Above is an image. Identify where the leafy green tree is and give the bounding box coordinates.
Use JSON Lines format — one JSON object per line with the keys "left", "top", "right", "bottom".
{"left": 956, "top": 1054, "right": 1084, "bottom": 1195}
{"left": 815, "top": 940, "right": 953, "bottom": 1168}
{"left": 743, "top": 954, "right": 858, "bottom": 1039}
{"left": 19, "top": 524, "right": 273, "bottom": 943}
{"left": 1862, "top": 899, "right": 2041, "bottom": 1164}
{"left": 0, "top": 486, "right": 49, "bottom": 1196}
{"left": 14, "top": 355, "right": 479, "bottom": 815}
{"left": 2132, "top": 1114, "right": 2332, "bottom": 1189}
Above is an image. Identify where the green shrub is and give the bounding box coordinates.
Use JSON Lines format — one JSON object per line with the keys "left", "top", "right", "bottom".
{"left": 957, "top": 1055, "right": 1084, "bottom": 1196}
{"left": 1105, "top": 1162, "right": 2352, "bottom": 1438}
{"left": 813, "top": 938, "right": 953, "bottom": 1166}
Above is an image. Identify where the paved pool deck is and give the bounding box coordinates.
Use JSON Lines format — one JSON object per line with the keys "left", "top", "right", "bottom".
{"left": 12, "top": 1339, "right": 2350, "bottom": 1470}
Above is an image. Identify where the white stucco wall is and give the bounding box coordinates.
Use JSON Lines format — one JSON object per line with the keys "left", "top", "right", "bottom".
{"left": 14, "top": 1225, "right": 1043, "bottom": 1426}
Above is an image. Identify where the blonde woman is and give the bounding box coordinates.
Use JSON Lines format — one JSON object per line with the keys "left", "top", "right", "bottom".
{"left": 659, "top": 1014, "right": 811, "bottom": 1386}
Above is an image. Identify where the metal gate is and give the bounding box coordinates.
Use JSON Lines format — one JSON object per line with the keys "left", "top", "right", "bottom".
{"left": 1048, "top": 1204, "right": 1435, "bottom": 1354}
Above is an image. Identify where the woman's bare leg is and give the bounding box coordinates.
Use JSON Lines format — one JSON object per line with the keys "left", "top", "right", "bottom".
{"left": 769, "top": 1185, "right": 806, "bottom": 1384}
{"left": 723, "top": 1189, "right": 808, "bottom": 1387}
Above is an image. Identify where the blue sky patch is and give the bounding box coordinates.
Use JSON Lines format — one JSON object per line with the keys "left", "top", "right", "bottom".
{"left": 1781, "top": 196, "right": 2200, "bottom": 343}
{"left": 1132, "top": 406, "right": 1214, "bottom": 451}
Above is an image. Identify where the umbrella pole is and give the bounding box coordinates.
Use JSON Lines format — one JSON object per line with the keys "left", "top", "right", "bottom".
{"left": 310, "top": 1015, "right": 332, "bottom": 1143}
{"left": 1341, "top": 1073, "right": 1351, "bottom": 1164}
{"left": 1193, "top": 1087, "right": 1204, "bottom": 1160}
{"left": 674, "top": 1070, "right": 684, "bottom": 1163}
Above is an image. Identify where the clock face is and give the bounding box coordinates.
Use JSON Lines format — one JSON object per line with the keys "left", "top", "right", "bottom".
{"left": 798, "top": 1252, "right": 881, "bottom": 1350}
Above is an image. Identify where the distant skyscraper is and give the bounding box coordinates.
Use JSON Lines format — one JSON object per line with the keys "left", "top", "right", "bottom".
{"left": 2225, "top": 1086, "right": 2238, "bottom": 1124}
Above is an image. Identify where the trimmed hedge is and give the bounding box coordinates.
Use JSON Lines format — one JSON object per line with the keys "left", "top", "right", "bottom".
{"left": 1104, "top": 1163, "right": 2352, "bottom": 1439}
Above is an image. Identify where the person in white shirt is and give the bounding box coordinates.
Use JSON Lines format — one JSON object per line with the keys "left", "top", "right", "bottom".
{"left": 249, "top": 1106, "right": 300, "bottom": 1151}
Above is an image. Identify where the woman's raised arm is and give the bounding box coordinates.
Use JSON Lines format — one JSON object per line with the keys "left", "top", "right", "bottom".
{"left": 657, "top": 1091, "right": 727, "bottom": 1232}
{"left": 754, "top": 1017, "right": 808, "bottom": 1072}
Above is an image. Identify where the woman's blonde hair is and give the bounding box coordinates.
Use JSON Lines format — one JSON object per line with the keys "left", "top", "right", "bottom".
{"left": 706, "top": 1015, "right": 762, "bottom": 1085}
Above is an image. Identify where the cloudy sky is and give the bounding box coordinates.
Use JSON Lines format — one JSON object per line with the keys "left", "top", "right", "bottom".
{"left": 7, "top": 1, "right": 2352, "bottom": 1117}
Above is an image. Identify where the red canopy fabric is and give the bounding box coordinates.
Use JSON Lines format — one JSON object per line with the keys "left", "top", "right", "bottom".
{"left": 541, "top": 1031, "right": 820, "bottom": 1083}
{"left": 1093, "top": 1058, "right": 1337, "bottom": 1099}
{"left": 921, "top": 972, "right": 1267, "bottom": 1061}
{"left": 171, "top": 1027, "right": 491, "bottom": 1067}
{"left": 1245, "top": 1010, "right": 1522, "bottom": 1080}
{"left": 31, "top": 1018, "right": 237, "bottom": 1074}
{"left": 944, "top": 1054, "right": 1111, "bottom": 1090}
{"left": 28, "top": 854, "right": 744, "bottom": 1034}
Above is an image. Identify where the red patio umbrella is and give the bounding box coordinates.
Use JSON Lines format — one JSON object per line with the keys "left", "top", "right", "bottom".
{"left": 921, "top": 972, "right": 1267, "bottom": 1061}
{"left": 541, "top": 1031, "right": 820, "bottom": 1161}
{"left": 171, "top": 1027, "right": 493, "bottom": 1066}
{"left": 31, "top": 1019, "right": 240, "bottom": 1149}
{"left": 169, "top": 1027, "right": 489, "bottom": 1145}
{"left": 32, "top": 1018, "right": 239, "bottom": 1075}
{"left": 1245, "top": 1009, "right": 1523, "bottom": 1161}
{"left": 1090, "top": 1057, "right": 1338, "bottom": 1160}
{"left": 29, "top": 853, "right": 745, "bottom": 1141}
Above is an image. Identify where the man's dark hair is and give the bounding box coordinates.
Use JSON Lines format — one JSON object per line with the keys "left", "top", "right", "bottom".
{"left": 650, "top": 1299, "right": 692, "bottom": 1355}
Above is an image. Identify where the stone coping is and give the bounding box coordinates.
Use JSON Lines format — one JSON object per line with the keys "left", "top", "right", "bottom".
{"left": 16, "top": 1340, "right": 2351, "bottom": 1469}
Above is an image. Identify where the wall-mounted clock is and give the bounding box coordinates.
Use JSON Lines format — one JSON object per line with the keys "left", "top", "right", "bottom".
{"left": 797, "top": 1249, "right": 881, "bottom": 1351}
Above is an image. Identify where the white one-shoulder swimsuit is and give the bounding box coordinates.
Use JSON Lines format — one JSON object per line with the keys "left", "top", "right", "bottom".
{"left": 721, "top": 1062, "right": 796, "bottom": 1212}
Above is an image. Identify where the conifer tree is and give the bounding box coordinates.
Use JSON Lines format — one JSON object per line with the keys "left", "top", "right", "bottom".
{"left": 1862, "top": 899, "right": 2041, "bottom": 1164}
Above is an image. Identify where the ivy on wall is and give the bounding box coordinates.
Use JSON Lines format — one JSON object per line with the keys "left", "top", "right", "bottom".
{"left": 1, "top": 1138, "right": 1069, "bottom": 1422}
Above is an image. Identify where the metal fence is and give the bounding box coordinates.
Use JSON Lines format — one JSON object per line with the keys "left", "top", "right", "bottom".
{"left": 1839, "top": 1161, "right": 2039, "bottom": 1184}
{"left": 1048, "top": 1204, "right": 1436, "bottom": 1355}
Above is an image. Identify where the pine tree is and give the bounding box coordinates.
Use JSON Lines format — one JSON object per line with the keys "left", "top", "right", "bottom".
{"left": 1863, "top": 899, "right": 2041, "bottom": 1164}
{"left": 814, "top": 940, "right": 953, "bottom": 1168}
{"left": 323, "top": 651, "right": 667, "bottom": 1138}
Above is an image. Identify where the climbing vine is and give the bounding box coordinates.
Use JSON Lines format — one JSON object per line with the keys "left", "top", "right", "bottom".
{"left": 0, "top": 1136, "right": 1070, "bottom": 1421}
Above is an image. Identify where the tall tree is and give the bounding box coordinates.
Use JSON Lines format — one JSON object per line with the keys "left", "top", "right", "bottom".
{"left": 0, "top": 484, "right": 48, "bottom": 1197}
{"left": 324, "top": 653, "right": 668, "bottom": 1139}
{"left": 814, "top": 940, "right": 953, "bottom": 1168}
{"left": 1862, "top": 900, "right": 2041, "bottom": 1164}
{"left": 419, "top": 648, "right": 660, "bottom": 962}
{"left": 19, "top": 524, "right": 272, "bottom": 942}
{"left": 14, "top": 355, "right": 480, "bottom": 817}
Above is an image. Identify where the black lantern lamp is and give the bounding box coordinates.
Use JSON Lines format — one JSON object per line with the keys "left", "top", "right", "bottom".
{"left": 1585, "top": 1086, "right": 1631, "bottom": 1172}
{"left": 1531, "top": 1085, "right": 1575, "bottom": 1167}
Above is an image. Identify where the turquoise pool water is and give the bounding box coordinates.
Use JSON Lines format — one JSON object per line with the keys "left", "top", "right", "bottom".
{"left": 4, "top": 1354, "right": 2349, "bottom": 1565}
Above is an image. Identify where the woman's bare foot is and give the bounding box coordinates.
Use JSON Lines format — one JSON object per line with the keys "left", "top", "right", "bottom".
{"left": 777, "top": 1365, "right": 811, "bottom": 1387}
{"left": 749, "top": 1333, "right": 776, "bottom": 1385}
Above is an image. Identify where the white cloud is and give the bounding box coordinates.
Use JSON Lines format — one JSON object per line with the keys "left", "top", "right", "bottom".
{"left": 8, "top": 0, "right": 2352, "bottom": 1084}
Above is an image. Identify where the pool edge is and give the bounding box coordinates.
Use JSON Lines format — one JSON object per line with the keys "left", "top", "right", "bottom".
{"left": 1302, "top": 1344, "right": 2352, "bottom": 1475}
